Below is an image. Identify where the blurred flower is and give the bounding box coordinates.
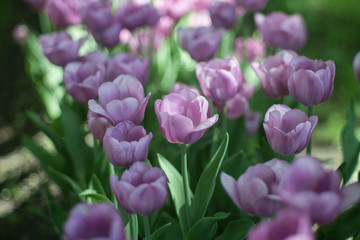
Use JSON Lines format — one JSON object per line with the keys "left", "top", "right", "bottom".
{"left": 255, "top": 12, "right": 306, "bottom": 51}
{"left": 87, "top": 109, "right": 112, "bottom": 140}
{"left": 251, "top": 50, "right": 298, "bottom": 98}
{"left": 169, "top": 82, "right": 200, "bottom": 95}
{"left": 90, "top": 20, "right": 122, "bottom": 49}
{"left": 106, "top": 53, "right": 149, "bottom": 85}
{"left": 155, "top": 88, "right": 218, "bottom": 144}
{"left": 187, "top": 10, "right": 212, "bottom": 27}
{"left": 45, "top": 0, "right": 82, "bottom": 28}
{"left": 103, "top": 121, "right": 152, "bottom": 167}
{"left": 192, "top": 0, "right": 211, "bottom": 11}
{"left": 39, "top": 31, "right": 85, "bottom": 67}
{"left": 287, "top": 56, "right": 335, "bottom": 106}
{"left": 24, "top": 0, "right": 47, "bottom": 11}
{"left": 110, "top": 162, "right": 168, "bottom": 215}
{"left": 63, "top": 61, "right": 105, "bottom": 104}
{"left": 263, "top": 104, "right": 318, "bottom": 155}
{"left": 278, "top": 156, "right": 360, "bottom": 225}
{"left": 88, "top": 75, "right": 150, "bottom": 126}
{"left": 353, "top": 51, "right": 360, "bottom": 83}
{"left": 221, "top": 159, "right": 289, "bottom": 216}
{"left": 12, "top": 24, "right": 29, "bottom": 45}
{"left": 80, "top": 50, "right": 108, "bottom": 67}
{"left": 248, "top": 209, "right": 314, "bottom": 240}
{"left": 196, "top": 56, "right": 244, "bottom": 102}
{"left": 178, "top": 26, "right": 222, "bottom": 62}
{"left": 234, "top": 37, "right": 266, "bottom": 63}
{"left": 245, "top": 110, "right": 261, "bottom": 137}
{"left": 209, "top": 1, "right": 236, "bottom": 29}
{"left": 235, "top": 0, "right": 268, "bottom": 11}
{"left": 154, "top": 0, "right": 192, "bottom": 20}
{"left": 81, "top": 1, "right": 113, "bottom": 32}
{"left": 63, "top": 202, "right": 125, "bottom": 240}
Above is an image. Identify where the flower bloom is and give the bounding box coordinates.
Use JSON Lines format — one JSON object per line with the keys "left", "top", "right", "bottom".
{"left": 353, "top": 51, "right": 360, "bottom": 83}
{"left": 80, "top": 50, "right": 108, "bottom": 67}
{"left": 287, "top": 56, "right": 335, "bottom": 106}
{"left": 248, "top": 209, "right": 314, "bottom": 240}
{"left": 103, "top": 121, "right": 153, "bottom": 167}
{"left": 154, "top": 0, "right": 192, "bottom": 20}
{"left": 252, "top": 50, "right": 298, "bottom": 98}
{"left": 255, "top": 12, "right": 306, "bottom": 51}
{"left": 235, "top": 0, "right": 268, "bottom": 11}
{"left": 39, "top": 31, "right": 85, "bottom": 67}
{"left": 178, "top": 26, "right": 222, "bottom": 62}
{"left": 245, "top": 110, "right": 261, "bottom": 137}
{"left": 90, "top": 20, "right": 122, "bottom": 49}
{"left": 45, "top": 0, "right": 82, "bottom": 28}
{"left": 81, "top": 1, "right": 113, "bottom": 32}
{"left": 169, "top": 82, "right": 201, "bottom": 95}
{"left": 196, "top": 56, "right": 244, "bottom": 102}
{"left": 221, "top": 159, "right": 289, "bottom": 217}
{"left": 209, "top": 2, "right": 236, "bottom": 29}
{"left": 234, "top": 37, "right": 266, "bottom": 62}
{"left": 278, "top": 156, "right": 360, "bottom": 225}
{"left": 155, "top": 89, "right": 218, "bottom": 144}
{"left": 63, "top": 61, "right": 105, "bottom": 104}
{"left": 263, "top": 104, "right": 318, "bottom": 155}
{"left": 110, "top": 162, "right": 168, "bottom": 215}
{"left": 87, "top": 110, "right": 112, "bottom": 140}
{"left": 88, "top": 75, "right": 150, "bottom": 126}
{"left": 62, "top": 202, "right": 125, "bottom": 240}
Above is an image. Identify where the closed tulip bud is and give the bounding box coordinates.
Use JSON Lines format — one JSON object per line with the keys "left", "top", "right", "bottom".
{"left": 39, "top": 31, "right": 85, "bottom": 67}
{"left": 178, "top": 26, "right": 222, "bottom": 62}
{"left": 248, "top": 209, "right": 314, "bottom": 240}
{"left": 221, "top": 159, "right": 289, "bottom": 216}
{"left": 106, "top": 53, "right": 149, "bottom": 85}
{"left": 354, "top": 51, "right": 360, "bottom": 83}
{"left": 255, "top": 12, "right": 306, "bottom": 51}
{"left": 155, "top": 89, "right": 218, "bottom": 144}
{"left": 91, "top": 21, "right": 122, "bottom": 49}
{"left": 209, "top": 2, "right": 236, "bottom": 29}
{"left": 63, "top": 202, "right": 126, "bottom": 240}
{"left": 252, "top": 50, "right": 298, "bottom": 98}
{"left": 81, "top": 1, "right": 113, "bottom": 32}
{"left": 110, "top": 162, "right": 168, "bottom": 215}
{"left": 196, "top": 56, "right": 244, "bottom": 102}
{"left": 263, "top": 104, "right": 318, "bottom": 155}
{"left": 235, "top": 0, "right": 267, "bottom": 11}
{"left": 88, "top": 75, "right": 150, "bottom": 126}
{"left": 87, "top": 109, "right": 112, "bottom": 140}
{"left": 287, "top": 56, "right": 335, "bottom": 106}
{"left": 45, "top": 0, "right": 82, "bottom": 28}
{"left": 103, "top": 121, "right": 152, "bottom": 167}
{"left": 63, "top": 61, "right": 105, "bottom": 104}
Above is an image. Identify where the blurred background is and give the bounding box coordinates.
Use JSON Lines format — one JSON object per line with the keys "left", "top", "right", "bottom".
{"left": 0, "top": 0, "right": 360, "bottom": 239}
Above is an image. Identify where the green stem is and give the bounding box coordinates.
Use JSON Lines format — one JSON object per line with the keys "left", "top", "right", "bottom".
{"left": 130, "top": 214, "right": 138, "bottom": 240}
{"left": 307, "top": 106, "right": 313, "bottom": 155}
{"left": 181, "top": 144, "right": 191, "bottom": 231}
{"left": 222, "top": 104, "right": 227, "bottom": 139}
{"left": 143, "top": 215, "right": 151, "bottom": 240}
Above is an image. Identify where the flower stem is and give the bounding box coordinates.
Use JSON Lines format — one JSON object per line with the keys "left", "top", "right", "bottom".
{"left": 222, "top": 104, "right": 227, "bottom": 139}
{"left": 143, "top": 215, "right": 151, "bottom": 240}
{"left": 181, "top": 144, "right": 191, "bottom": 231}
{"left": 307, "top": 106, "right": 313, "bottom": 155}
{"left": 130, "top": 214, "right": 138, "bottom": 240}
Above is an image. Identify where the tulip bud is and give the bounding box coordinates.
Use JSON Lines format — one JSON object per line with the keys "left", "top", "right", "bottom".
{"left": 87, "top": 109, "right": 112, "bottom": 141}
{"left": 45, "top": 0, "right": 82, "bottom": 28}
{"left": 209, "top": 2, "right": 236, "bottom": 29}
{"left": 353, "top": 51, "right": 360, "bottom": 83}
{"left": 110, "top": 162, "right": 168, "bottom": 215}
{"left": 81, "top": 1, "right": 113, "bottom": 32}
{"left": 90, "top": 21, "right": 122, "bottom": 49}
{"left": 235, "top": 0, "right": 268, "bottom": 11}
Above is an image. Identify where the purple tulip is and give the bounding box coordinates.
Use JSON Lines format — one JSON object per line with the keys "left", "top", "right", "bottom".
{"left": 87, "top": 109, "right": 112, "bottom": 141}
{"left": 248, "top": 209, "right": 314, "bottom": 240}
{"left": 110, "top": 162, "right": 168, "bottom": 215}
{"left": 235, "top": 37, "right": 267, "bottom": 62}
{"left": 103, "top": 121, "right": 152, "bottom": 167}
{"left": 63, "top": 202, "right": 125, "bottom": 240}
{"left": 106, "top": 53, "right": 149, "bottom": 85}
{"left": 45, "top": 0, "right": 82, "bottom": 28}
{"left": 154, "top": 0, "right": 192, "bottom": 20}
{"left": 155, "top": 88, "right": 219, "bottom": 144}
{"left": 278, "top": 156, "right": 360, "bottom": 225}
{"left": 287, "top": 56, "right": 335, "bottom": 106}
{"left": 169, "top": 82, "right": 201, "bottom": 95}
{"left": 80, "top": 50, "right": 108, "bottom": 67}
{"left": 117, "top": 2, "right": 161, "bottom": 31}
{"left": 90, "top": 20, "right": 122, "bottom": 49}
{"left": 255, "top": 12, "right": 306, "bottom": 51}
{"left": 252, "top": 50, "right": 298, "bottom": 98}
{"left": 178, "top": 26, "right": 222, "bottom": 62}
{"left": 263, "top": 104, "right": 318, "bottom": 155}
{"left": 245, "top": 110, "right": 261, "bottom": 137}
{"left": 235, "top": 0, "right": 267, "bottom": 11}
{"left": 196, "top": 56, "right": 244, "bottom": 102}
{"left": 63, "top": 61, "right": 105, "bottom": 104}
{"left": 39, "top": 31, "right": 85, "bottom": 67}
{"left": 353, "top": 51, "right": 360, "bottom": 83}
{"left": 221, "top": 159, "right": 289, "bottom": 216}
{"left": 209, "top": 2, "right": 236, "bottom": 29}
{"left": 81, "top": 1, "right": 113, "bottom": 32}
{"left": 24, "top": 0, "right": 47, "bottom": 11}
{"left": 88, "top": 75, "right": 151, "bottom": 126}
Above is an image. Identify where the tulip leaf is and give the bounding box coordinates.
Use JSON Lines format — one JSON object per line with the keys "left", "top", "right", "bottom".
{"left": 48, "top": 167, "right": 83, "bottom": 196}
{"left": 79, "top": 189, "right": 112, "bottom": 203}
{"left": 192, "top": 133, "right": 229, "bottom": 223}
{"left": 186, "top": 212, "right": 230, "bottom": 240}
{"left": 340, "top": 100, "right": 360, "bottom": 183}
{"left": 215, "top": 219, "right": 254, "bottom": 240}
{"left": 46, "top": 186, "right": 67, "bottom": 235}
{"left": 151, "top": 222, "right": 172, "bottom": 240}
{"left": 89, "top": 174, "right": 107, "bottom": 196}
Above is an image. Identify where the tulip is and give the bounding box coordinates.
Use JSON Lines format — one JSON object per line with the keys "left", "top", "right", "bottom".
{"left": 221, "top": 159, "right": 289, "bottom": 216}
{"left": 252, "top": 50, "right": 298, "bottom": 98}
{"left": 81, "top": 1, "right": 113, "bottom": 32}
{"left": 278, "top": 156, "right": 360, "bottom": 225}
{"left": 255, "top": 12, "right": 306, "bottom": 51}
{"left": 90, "top": 21, "right": 122, "bottom": 49}
{"left": 110, "top": 162, "right": 168, "bottom": 215}
{"left": 235, "top": 0, "right": 268, "bottom": 11}
{"left": 155, "top": 88, "right": 218, "bottom": 144}
{"left": 287, "top": 56, "right": 335, "bottom": 106}
{"left": 245, "top": 110, "right": 261, "bottom": 137}
{"left": 234, "top": 37, "right": 266, "bottom": 63}
{"left": 209, "top": 2, "right": 236, "bottom": 29}
{"left": 63, "top": 202, "right": 125, "bottom": 240}
{"left": 63, "top": 61, "right": 105, "bottom": 104}
{"left": 154, "top": 0, "right": 192, "bottom": 20}
{"left": 80, "top": 50, "right": 108, "bottom": 67}
{"left": 87, "top": 109, "right": 112, "bottom": 141}
{"left": 88, "top": 75, "right": 150, "bottom": 126}
{"left": 45, "top": 0, "right": 82, "bottom": 28}
{"left": 263, "top": 104, "right": 318, "bottom": 155}
{"left": 196, "top": 56, "right": 244, "bottom": 102}
{"left": 169, "top": 82, "right": 201, "bottom": 95}
{"left": 353, "top": 51, "right": 360, "bottom": 83}
{"left": 106, "top": 53, "right": 149, "bottom": 85}
{"left": 178, "top": 26, "right": 222, "bottom": 62}
{"left": 12, "top": 24, "right": 29, "bottom": 45}
{"left": 103, "top": 121, "right": 152, "bottom": 167}
{"left": 39, "top": 31, "right": 85, "bottom": 67}
{"left": 248, "top": 209, "right": 314, "bottom": 240}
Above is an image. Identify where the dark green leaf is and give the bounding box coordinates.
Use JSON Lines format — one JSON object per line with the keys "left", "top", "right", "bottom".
{"left": 151, "top": 222, "right": 172, "bottom": 240}
{"left": 46, "top": 187, "right": 67, "bottom": 235}
{"left": 89, "top": 174, "right": 106, "bottom": 196}
{"left": 215, "top": 219, "right": 254, "bottom": 240}
{"left": 79, "top": 189, "right": 112, "bottom": 203}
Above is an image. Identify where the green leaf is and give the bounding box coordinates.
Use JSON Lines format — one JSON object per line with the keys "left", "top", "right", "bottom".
{"left": 48, "top": 167, "right": 83, "bottom": 195}
{"left": 79, "top": 189, "right": 112, "bottom": 203}
{"left": 192, "top": 133, "right": 229, "bottom": 222}
{"left": 46, "top": 187, "right": 67, "bottom": 235}
{"left": 340, "top": 100, "right": 360, "bottom": 183}
{"left": 89, "top": 174, "right": 107, "bottom": 196}
{"left": 186, "top": 212, "right": 230, "bottom": 240}
{"left": 151, "top": 223, "right": 172, "bottom": 240}
{"left": 215, "top": 219, "right": 254, "bottom": 240}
